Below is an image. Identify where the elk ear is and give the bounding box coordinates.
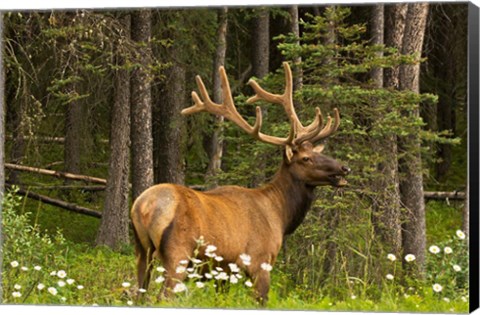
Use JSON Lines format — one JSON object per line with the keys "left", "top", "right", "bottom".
{"left": 313, "top": 144, "right": 325, "bottom": 153}
{"left": 285, "top": 145, "right": 296, "bottom": 163}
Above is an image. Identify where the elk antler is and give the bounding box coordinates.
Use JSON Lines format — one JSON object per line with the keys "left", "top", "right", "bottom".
{"left": 181, "top": 62, "right": 340, "bottom": 147}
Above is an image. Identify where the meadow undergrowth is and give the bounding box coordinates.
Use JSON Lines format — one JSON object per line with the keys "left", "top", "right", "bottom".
{"left": 1, "top": 189, "right": 469, "bottom": 313}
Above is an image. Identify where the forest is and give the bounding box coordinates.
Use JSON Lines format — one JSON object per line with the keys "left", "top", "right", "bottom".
{"left": 0, "top": 3, "right": 471, "bottom": 312}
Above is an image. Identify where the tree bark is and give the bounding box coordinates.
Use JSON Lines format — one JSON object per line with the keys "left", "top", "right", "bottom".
{"left": 0, "top": 12, "right": 5, "bottom": 303}
{"left": 384, "top": 4, "right": 408, "bottom": 89}
{"left": 251, "top": 7, "right": 270, "bottom": 187}
{"left": 398, "top": 3, "right": 429, "bottom": 273}
{"left": 289, "top": 5, "right": 303, "bottom": 93}
{"left": 96, "top": 14, "right": 132, "bottom": 249}
{"left": 130, "top": 9, "right": 154, "bottom": 200}
{"left": 63, "top": 82, "right": 82, "bottom": 177}
{"left": 369, "top": 4, "right": 402, "bottom": 257}
{"left": 206, "top": 7, "right": 228, "bottom": 187}
{"left": 252, "top": 7, "right": 270, "bottom": 78}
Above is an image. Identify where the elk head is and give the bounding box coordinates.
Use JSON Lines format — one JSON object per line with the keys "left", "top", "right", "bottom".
{"left": 182, "top": 62, "right": 350, "bottom": 188}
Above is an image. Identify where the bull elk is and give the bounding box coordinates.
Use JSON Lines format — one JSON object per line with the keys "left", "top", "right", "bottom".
{"left": 131, "top": 62, "right": 350, "bottom": 304}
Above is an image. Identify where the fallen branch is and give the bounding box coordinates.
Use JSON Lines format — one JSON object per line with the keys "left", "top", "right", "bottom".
{"left": 424, "top": 191, "right": 465, "bottom": 200}
{"left": 9, "top": 185, "right": 102, "bottom": 218}
{"left": 5, "top": 163, "right": 107, "bottom": 185}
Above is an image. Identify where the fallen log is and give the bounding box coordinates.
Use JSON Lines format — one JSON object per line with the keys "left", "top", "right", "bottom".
{"left": 8, "top": 185, "right": 102, "bottom": 219}
{"left": 5, "top": 163, "right": 107, "bottom": 185}
{"left": 424, "top": 191, "right": 465, "bottom": 200}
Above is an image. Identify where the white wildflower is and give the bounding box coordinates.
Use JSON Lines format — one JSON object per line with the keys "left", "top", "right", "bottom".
{"left": 173, "top": 282, "right": 187, "bottom": 293}
{"left": 205, "top": 245, "right": 217, "bottom": 257}
{"left": 12, "top": 292, "right": 22, "bottom": 298}
{"left": 230, "top": 275, "right": 238, "bottom": 284}
{"left": 240, "top": 253, "right": 251, "bottom": 266}
{"left": 37, "top": 283, "right": 45, "bottom": 290}
{"left": 215, "top": 272, "right": 229, "bottom": 281}
{"left": 444, "top": 247, "right": 453, "bottom": 254}
{"left": 138, "top": 288, "right": 147, "bottom": 293}
{"left": 229, "top": 263, "right": 240, "bottom": 273}
{"left": 351, "top": 295, "right": 357, "bottom": 300}
{"left": 204, "top": 273, "right": 213, "bottom": 279}
{"left": 456, "top": 230, "right": 466, "bottom": 240}
{"left": 387, "top": 254, "right": 396, "bottom": 262}
{"left": 58, "top": 281, "right": 66, "bottom": 287}
{"left": 66, "top": 279, "right": 75, "bottom": 285}
{"left": 122, "top": 282, "right": 131, "bottom": 288}
{"left": 61, "top": 297, "right": 67, "bottom": 303}
{"left": 48, "top": 287, "right": 58, "bottom": 296}
{"left": 155, "top": 276, "right": 165, "bottom": 283}
{"left": 191, "top": 258, "right": 202, "bottom": 265}
{"left": 245, "top": 280, "right": 253, "bottom": 287}
{"left": 461, "top": 296, "right": 468, "bottom": 302}
{"left": 214, "top": 255, "right": 224, "bottom": 262}
{"left": 77, "top": 285, "right": 84, "bottom": 290}
{"left": 10, "top": 261, "right": 19, "bottom": 268}
{"left": 453, "top": 265, "right": 462, "bottom": 272}
{"left": 21, "top": 266, "right": 29, "bottom": 271}
{"left": 443, "top": 297, "right": 450, "bottom": 303}
{"left": 196, "top": 281, "right": 205, "bottom": 289}
{"left": 50, "top": 271, "right": 57, "bottom": 276}
{"left": 57, "top": 270, "right": 67, "bottom": 279}
{"left": 211, "top": 270, "right": 219, "bottom": 276}
{"left": 127, "top": 301, "right": 133, "bottom": 306}
{"left": 429, "top": 245, "right": 441, "bottom": 254}
{"left": 261, "top": 262, "right": 273, "bottom": 272}
{"left": 176, "top": 265, "right": 186, "bottom": 274}
{"left": 386, "top": 274, "right": 394, "bottom": 280}
{"left": 34, "top": 266, "right": 42, "bottom": 271}
{"left": 179, "top": 259, "right": 188, "bottom": 265}
{"left": 14, "top": 284, "right": 22, "bottom": 290}
{"left": 187, "top": 267, "right": 195, "bottom": 273}
{"left": 235, "top": 273, "right": 243, "bottom": 279}
{"left": 156, "top": 266, "right": 166, "bottom": 273}
{"left": 433, "top": 283, "right": 443, "bottom": 293}
{"left": 404, "top": 254, "right": 416, "bottom": 262}
{"left": 215, "top": 267, "right": 223, "bottom": 272}
{"left": 187, "top": 273, "right": 202, "bottom": 279}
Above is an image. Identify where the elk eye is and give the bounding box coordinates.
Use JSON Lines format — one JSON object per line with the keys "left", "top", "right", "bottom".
{"left": 302, "top": 157, "right": 310, "bottom": 162}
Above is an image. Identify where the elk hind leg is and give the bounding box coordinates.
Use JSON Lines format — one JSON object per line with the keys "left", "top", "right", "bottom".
{"left": 134, "top": 229, "right": 155, "bottom": 291}
{"left": 253, "top": 270, "right": 271, "bottom": 306}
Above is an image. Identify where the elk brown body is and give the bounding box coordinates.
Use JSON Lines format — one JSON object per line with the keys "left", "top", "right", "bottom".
{"left": 131, "top": 62, "right": 350, "bottom": 304}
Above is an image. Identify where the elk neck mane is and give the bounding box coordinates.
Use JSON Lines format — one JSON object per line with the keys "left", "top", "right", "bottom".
{"left": 261, "top": 160, "right": 316, "bottom": 236}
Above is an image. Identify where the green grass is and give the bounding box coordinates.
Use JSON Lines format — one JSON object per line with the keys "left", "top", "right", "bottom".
{"left": 2, "top": 190, "right": 469, "bottom": 312}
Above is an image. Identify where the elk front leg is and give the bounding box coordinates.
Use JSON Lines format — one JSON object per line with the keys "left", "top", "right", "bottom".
{"left": 253, "top": 270, "right": 271, "bottom": 306}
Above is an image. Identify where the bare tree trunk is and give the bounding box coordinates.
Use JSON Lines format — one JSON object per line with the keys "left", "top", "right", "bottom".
{"left": 251, "top": 6, "right": 270, "bottom": 187}
{"left": 131, "top": 9, "right": 154, "bottom": 200}
{"left": 252, "top": 7, "right": 270, "bottom": 79}
{"left": 206, "top": 7, "right": 228, "bottom": 187}
{"left": 289, "top": 5, "right": 303, "bottom": 93}
{"left": 371, "top": 4, "right": 402, "bottom": 257}
{"left": 398, "top": 3, "right": 429, "bottom": 273}
{"left": 64, "top": 81, "right": 82, "bottom": 176}
{"left": 0, "top": 11, "right": 5, "bottom": 303}
{"left": 96, "top": 14, "right": 131, "bottom": 249}
{"left": 384, "top": 4, "right": 408, "bottom": 89}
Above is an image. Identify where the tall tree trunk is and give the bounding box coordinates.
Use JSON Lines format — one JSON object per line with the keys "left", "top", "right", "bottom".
{"left": 289, "top": 5, "right": 302, "bottom": 93}
{"left": 95, "top": 15, "right": 131, "bottom": 249}
{"left": 154, "top": 62, "right": 185, "bottom": 185}
{"left": 251, "top": 6, "right": 270, "bottom": 187}
{"left": 64, "top": 79, "right": 82, "bottom": 176}
{"left": 0, "top": 11, "right": 5, "bottom": 303}
{"left": 398, "top": 3, "right": 429, "bottom": 273}
{"left": 370, "top": 4, "right": 402, "bottom": 257}
{"left": 206, "top": 7, "right": 228, "bottom": 187}
{"left": 131, "top": 9, "right": 154, "bottom": 200}
{"left": 252, "top": 7, "right": 270, "bottom": 78}
{"left": 384, "top": 4, "right": 408, "bottom": 89}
